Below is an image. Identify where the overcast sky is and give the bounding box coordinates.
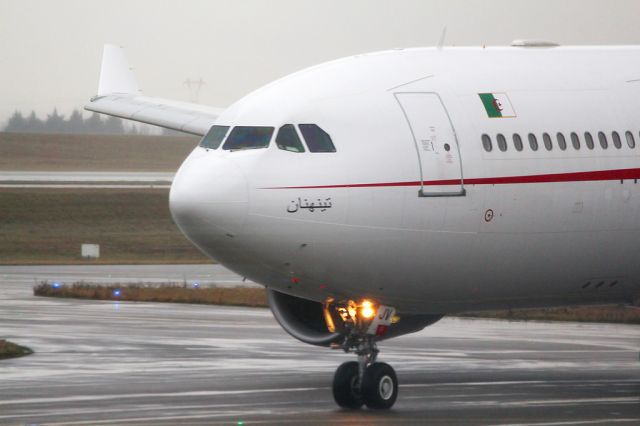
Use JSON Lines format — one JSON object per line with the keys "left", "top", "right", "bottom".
{"left": 2, "top": 0, "right": 640, "bottom": 125}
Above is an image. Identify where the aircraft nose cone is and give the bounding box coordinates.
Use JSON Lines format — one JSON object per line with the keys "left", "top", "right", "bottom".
{"left": 169, "top": 156, "right": 248, "bottom": 249}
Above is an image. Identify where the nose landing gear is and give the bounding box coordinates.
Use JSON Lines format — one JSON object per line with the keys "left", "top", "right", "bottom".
{"left": 325, "top": 299, "right": 399, "bottom": 410}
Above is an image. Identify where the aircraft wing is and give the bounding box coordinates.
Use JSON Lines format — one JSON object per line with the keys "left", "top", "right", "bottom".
{"left": 84, "top": 45, "right": 223, "bottom": 136}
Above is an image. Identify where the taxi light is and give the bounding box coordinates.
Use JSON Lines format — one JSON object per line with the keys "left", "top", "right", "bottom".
{"left": 360, "top": 299, "right": 375, "bottom": 319}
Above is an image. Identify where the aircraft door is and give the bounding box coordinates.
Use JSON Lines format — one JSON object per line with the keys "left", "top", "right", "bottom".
{"left": 395, "top": 93, "right": 465, "bottom": 197}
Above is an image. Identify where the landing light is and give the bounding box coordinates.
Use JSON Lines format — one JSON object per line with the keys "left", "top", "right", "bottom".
{"left": 52, "top": 281, "right": 61, "bottom": 289}
{"left": 113, "top": 289, "right": 121, "bottom": 298}
{"left": 360, "top": 300, "right": 375, "bottom": 319}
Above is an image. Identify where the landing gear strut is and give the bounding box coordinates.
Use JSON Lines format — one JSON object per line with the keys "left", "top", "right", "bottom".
{"left": 325, "top": 299, "right": 399, "bottom": 410}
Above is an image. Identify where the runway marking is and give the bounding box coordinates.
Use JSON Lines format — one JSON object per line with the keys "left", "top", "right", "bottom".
{"left": 453, "top": 396, "right": 639, "bottom": 407}
{"left": 492, "top": 418, "right": 640, "bottom": 426}
{"left": 402, "top": 379, "right": 640, "bottom": 388}
{"left": 26, "top": 407, "right": 335, "bottom": 426}
{"left": 0, "top": 399, "right": 329, "bottom": 421}
{"left": 0, "top": 386, "right": 327, "bottom": 406}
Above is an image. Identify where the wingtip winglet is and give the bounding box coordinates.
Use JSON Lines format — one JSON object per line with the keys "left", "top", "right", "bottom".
{"left": 97, "top": 44, "right": 141, "bottom": 97}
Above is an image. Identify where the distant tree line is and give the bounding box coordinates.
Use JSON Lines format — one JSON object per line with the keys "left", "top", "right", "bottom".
{"left": 2, "top": 109, "right": 162, "bottom": 135}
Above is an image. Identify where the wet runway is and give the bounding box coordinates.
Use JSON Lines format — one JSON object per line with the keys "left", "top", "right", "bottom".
{"left": 1, "top": 265, "right": 639, "bottom": 425}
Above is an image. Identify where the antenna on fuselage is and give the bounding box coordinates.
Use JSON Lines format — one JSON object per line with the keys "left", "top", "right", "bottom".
{"left": 437, "top": 26, "right": 447, "bottom": 51}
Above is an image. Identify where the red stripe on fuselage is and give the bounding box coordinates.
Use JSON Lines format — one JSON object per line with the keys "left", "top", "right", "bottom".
{"left": 261, "top": 168, "right": 640, "bottom": 190}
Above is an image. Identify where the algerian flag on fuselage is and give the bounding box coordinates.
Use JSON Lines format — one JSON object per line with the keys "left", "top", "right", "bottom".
{"left": 479, "top": 93, "right": 516, "bottom": 118}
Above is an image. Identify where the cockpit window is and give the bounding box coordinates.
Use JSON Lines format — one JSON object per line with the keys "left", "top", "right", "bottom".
{"left": 299, "top": 124, "right": 336, "bottom": 153}
{"left": 199, "top": 125, "right": 229, "bottom": 149}
{"left": 222, "top": 126, "right": 274, "bottom": 150}
{"left": 276, "top": 124, "right": 305, "bottom": 153}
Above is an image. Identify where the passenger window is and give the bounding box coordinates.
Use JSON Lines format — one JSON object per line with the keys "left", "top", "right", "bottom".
{"left": 612, "top": 131, "right": 622, "bottom": 149}
{"left": 512, "top": 134, "right": 523, "bottom": 151}
{"left": 570, "top": 132, "right": 581, "bottom": 150}
{"left": 584, "top": 132, "right": 595, "bottom": 150}
{"left": 276, "top": 124, "right": 305, "bottom": 153}
{"left": 497, "top": 134, "right": 507, "bottom": 152}
{"left": 543, "top": 133, "right": 553, "bottom": 151}
{"left": 598, "top": 131, "right": 608, "bottom": 149}
{"left": 222, "top": 126, "right": 274, "bottom": 150}
{"left": 626, "top": 131, "right": 636, "bottom": 148}
{"left": 528, "top": 133, "right": 539, "bottom": 151}
{"left": 557, "top": 133, "right": 567, "bottom": 150}
{"left": 199, "top": 125, "right": 229, "bottom": 150}
{"left": 482, "top": 134, "right": 492, "bottom": 152}
{"left": 299, "top": 124, "right": 336, "bottom": 152}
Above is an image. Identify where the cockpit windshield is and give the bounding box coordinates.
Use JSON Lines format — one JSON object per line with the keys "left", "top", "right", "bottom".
{"left": 199, "top": 125, "right": 229, "bottom": 149}
{"left": 276, "top": 124, "right": 305, "bottom": 153}
{"left": 199, "top": 124, "right": 336, "bottom": 153}
{"left": 222, "top": 126, "right": 274, "bottom": 150}
{"left": 299, "top": 124, "right": 336, "bottom": 152}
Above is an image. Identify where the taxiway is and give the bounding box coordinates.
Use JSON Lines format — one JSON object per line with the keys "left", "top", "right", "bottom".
{"left": 1, "top": 265, "right": 638, "bottom": 425}
{"left": 0, "top": 171, "right": 173, "bottom": 188}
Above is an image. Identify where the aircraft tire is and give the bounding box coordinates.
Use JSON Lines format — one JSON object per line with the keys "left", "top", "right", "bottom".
{"left": 361, "top": 362, "right": 398, "bottom": 409}
{"left": 332, "top": 361, "right": 363, "bottom": 409}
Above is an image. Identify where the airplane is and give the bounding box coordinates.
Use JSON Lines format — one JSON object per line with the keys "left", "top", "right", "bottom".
{"left": 86, "top": 42, "right": 640, "bottom": 410}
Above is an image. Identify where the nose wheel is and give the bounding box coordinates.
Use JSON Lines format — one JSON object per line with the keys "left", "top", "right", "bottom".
{"left": 333, "top": 360, "right": 398, "bottom": 410}
{"left": 332, "top": 361, "right": 363, "bottom": 409}
{"left": 361, "top": 362, "right": 398, "bottom": 409}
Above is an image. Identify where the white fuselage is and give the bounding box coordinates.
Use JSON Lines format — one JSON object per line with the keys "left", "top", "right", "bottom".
{"left": 169, "top": 46, "right": 640, "bottom": 315}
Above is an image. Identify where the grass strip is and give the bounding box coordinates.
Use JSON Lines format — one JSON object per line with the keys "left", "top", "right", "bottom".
{"left": 458, "top": 306, "right": 640, "bottom": 324}
{"left": 0, "top": 188, "right": 209, "bottom": 264}
{"left": 34, "top": 282, "right": 268, "bottom": 307}
{"left": 0, "top": 340, "right": 33, "bottom": 359}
